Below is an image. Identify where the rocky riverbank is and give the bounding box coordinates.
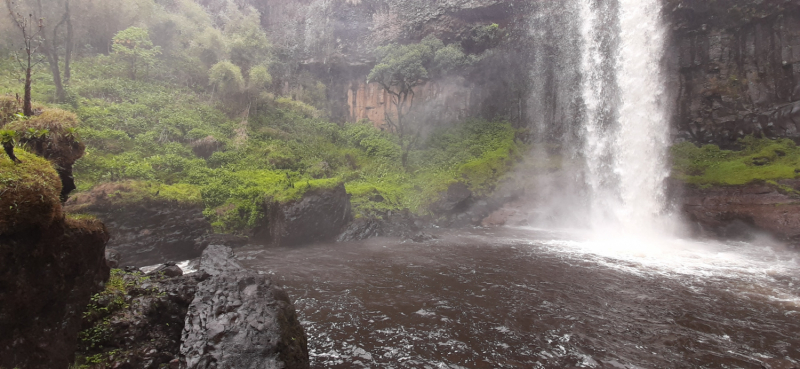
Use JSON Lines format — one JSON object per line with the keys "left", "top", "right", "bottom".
{"left": 74, "top": 245, "right": 309, "bottom": 369}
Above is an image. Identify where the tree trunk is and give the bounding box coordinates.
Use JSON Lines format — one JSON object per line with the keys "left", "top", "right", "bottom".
{"left": 45, "top": 47, "right": 65, "bottom": 102}
{"left": 24, "top": 63, "right": 33, "bottom": 117}
{"left": 64, "top": 0, "right": 73, "bottom": 83}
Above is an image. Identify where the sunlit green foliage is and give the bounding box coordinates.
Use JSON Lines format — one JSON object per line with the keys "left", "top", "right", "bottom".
{"left": 672, "top": 136, "right": 800, "bottom": 187}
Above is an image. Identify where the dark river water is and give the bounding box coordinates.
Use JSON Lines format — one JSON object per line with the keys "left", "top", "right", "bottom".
{"left": 231, "top": 228, "right": 800, "bottom": 369}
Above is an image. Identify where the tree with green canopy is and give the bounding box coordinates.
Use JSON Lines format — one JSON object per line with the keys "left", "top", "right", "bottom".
{"left": 112, "top": 26, "right": 161, "bottom": 80}
{"left": 368, "top": 35, "right": 469, "bottom": 167}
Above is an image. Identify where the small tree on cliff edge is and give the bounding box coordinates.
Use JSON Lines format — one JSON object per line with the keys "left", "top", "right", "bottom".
{"left": 5, "top": 0, "right": 44, "bottom": 117}
{"left": 368, "top": 35, "right": 469, "bottom": 167}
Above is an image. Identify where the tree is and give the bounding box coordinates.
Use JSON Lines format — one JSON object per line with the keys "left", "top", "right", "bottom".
{"left": 4, "top": 0, "right": 76, "bottom": 102}
{"left": 209, "top": 60, "right": 244, "bottom": 97}
{"left": 5, "top": 0, "right": 44, "bottom": 117}
{"left": 368, "top": 35, "right": 468, "bottom": 167}
{"left": 112, "top": 26, "right": 161, "bottom": 80}
{"left": 36, "top": 0, "right": 74, "bottom": 102}
{"left": 225, "top": 11, "right": 271, "bottom": 75}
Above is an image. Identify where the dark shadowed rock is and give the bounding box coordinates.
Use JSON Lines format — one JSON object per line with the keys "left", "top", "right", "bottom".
{"left": 254, "top": 183, "right": 351, "bottom": 246}
{"left": 432, "top": 182, "right": 473, "bottom": 215}
{"left": 337, "top": 210, "right": 421, "bottom": 242}
{"left": 668, "top": 0, "right": 800, "bottom": 145}
{"left": 65, "top": 183, "right": 216, "bottom": 267}
{"left": 0, "top": 217, "right": 109, "bottom": 369}
{"left": 180, "top": 245, "right": 309, "bottom": 369}
{"left": 76, "top": 269, "right": 201, "bottom": 369}
{"left": 190, "top": 136, "right": 223, "bottom": 159}
{"left": 681, "top": 180, "right": 800, "bottom": 242}
{"left": 106, "top": 248, "right": 121, "bottom": 268}
{"left": 147, "top": 263, "right": 185, "bottom": 278}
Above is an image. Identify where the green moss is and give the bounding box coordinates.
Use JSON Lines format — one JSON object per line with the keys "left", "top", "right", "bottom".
{"left": 672, "top": 137, "right": 800, "bottom": 186}
{"left": 0, "top": 149, "right": 62, "bottom": 234}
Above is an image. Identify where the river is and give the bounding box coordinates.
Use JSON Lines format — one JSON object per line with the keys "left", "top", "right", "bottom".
{"left": 234, "top": 228, "right": 800, "bottom": 368}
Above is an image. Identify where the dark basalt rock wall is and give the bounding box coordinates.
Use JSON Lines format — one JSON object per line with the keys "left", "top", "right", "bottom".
{"left": 66, "top": 187, "right": 216, "bottom": 267}
{"left": 180, "top": 245, "right": 309, "bottom": 369}
{"left": 254, "top": 184, "right": 352, "bottom": 246}
{"left": 680, "top": 180, "right": 800, "bottom": 243}
{"left": 668, "top": 0, "right": 800, "bottom": 145}
{"left": 0, "top": 217, "right": 109, "bottom": 369}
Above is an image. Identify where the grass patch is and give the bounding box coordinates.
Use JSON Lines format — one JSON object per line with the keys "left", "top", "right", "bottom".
{"left": 65, "top": 213, "right": 106, "bottom": 233}
{"left": 672, "top": 136, "right": 800, "bottom": 187}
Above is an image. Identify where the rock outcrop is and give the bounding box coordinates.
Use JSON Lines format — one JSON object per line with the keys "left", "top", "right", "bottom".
{"left": 5, "top": 108, "right": 86, "bottom": 201}
{"left": 337, "top": 210, "right": 421, "bottom": 242}
{"left": 680, "top": 180, "right": 800, "bottom": 242}
{"left": 65, "top": 183, "right": 216, "bottom": 267}
{"left": 76, "top": 269, "right": 200, "bottom": 369}
{"left": 669, "top": 0, "right": 800, "bottom": 145}
{"left": 75, "top": 246, "right": 309, "bottom": 369}
{"left": 1, "top": 147, "right": 110, "bottom": 369}
{"left": 254, "top": 183, "right": 352, "bottom": 246}
{"left": 0, "top": 219, "right": 109, "bottom": 369}
{"left": 180, "top": 245, "right": 309, "bottom": 368}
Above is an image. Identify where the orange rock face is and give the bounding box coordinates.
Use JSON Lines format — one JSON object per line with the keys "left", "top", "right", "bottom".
{"left": 346, "top": 77, "right": 474, "bottom": 130}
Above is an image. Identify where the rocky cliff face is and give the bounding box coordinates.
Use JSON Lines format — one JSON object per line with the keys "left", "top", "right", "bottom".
{"left": 201, "top": 0, "right": 531, "bottom": 127}
{"left": 0, "top": 216, "right": 110, "bottom": 369}
{"left": 669, "top": 0, "right": 800, "bottom": 145}
{"left": 253, "top": 184, "right": 352, "bottom": 246}
{"left": 680, "top": 180, "right": 800, "bottom": 243}
{"left": 65, "top": 184, "right": 216, "bottom": 267}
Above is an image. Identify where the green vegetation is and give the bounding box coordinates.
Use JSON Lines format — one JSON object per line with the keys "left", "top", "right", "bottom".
{"left": 672, "top": 136, "right": 800, "bottom": 187}
{"left": 0, "top": 1, "right": 521, "bottom": 234}
{"left": 0, "top": 148, "right": 62, "bottom": 234}
{"left": 368, "top": 35, "right": 475, "bottom": 166}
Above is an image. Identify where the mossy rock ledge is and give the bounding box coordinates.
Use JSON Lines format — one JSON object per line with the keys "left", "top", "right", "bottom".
{"left": 0, "top": 148, "right": 110, "bottom": 369}
{"left": 0, "top": 149, "right": 63, "bottom": 235}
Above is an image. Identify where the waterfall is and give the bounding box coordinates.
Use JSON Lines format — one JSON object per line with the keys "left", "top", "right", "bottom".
{"left": 524, "top": 0, "right": 673, "bottom": 235}
{"left": 578, "top": 0, "right": 671, "bottom": 235}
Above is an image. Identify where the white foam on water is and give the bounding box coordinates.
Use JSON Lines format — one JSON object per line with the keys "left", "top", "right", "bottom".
{"left": 506, "top": 226, "right": 800, "bottom": 307}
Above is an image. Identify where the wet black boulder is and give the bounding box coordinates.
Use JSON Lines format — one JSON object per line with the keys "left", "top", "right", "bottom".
{"left": 180, "top": 245, "right": 309, "bottom": 368}
{"left": 254, "top": 183, "right": 351, "bottom": 246}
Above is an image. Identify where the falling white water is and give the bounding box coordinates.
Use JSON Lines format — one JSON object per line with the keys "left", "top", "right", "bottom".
{"left": 579, "top": 0, "right": 671, "bottom": 236}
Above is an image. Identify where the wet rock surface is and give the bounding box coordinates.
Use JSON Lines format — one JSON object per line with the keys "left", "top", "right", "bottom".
{"left": 669, "top": 0, "right": 800, "bottom": 145}
{"left": 76, "top": 246, "right": 309, "bottom": 369}
{"left": 254, "top": 183, "right": 351, "bottom": 246}
{"left": 0, "top": 217, "right": 109, "bottom": 369}
{"left": 337, "top": 211, "right": 422, "bottom": 242}
{"left": 681, "top": 180, "right": 800, "bottom": 242}
{"left": 180, "top": 245, "right": 309, "bottom": 369}
{"left": 77, "top": 269, "right": 200, "bottom": 369}
{"left": 65, "top": 186, "right": 216, "bottom": 267}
